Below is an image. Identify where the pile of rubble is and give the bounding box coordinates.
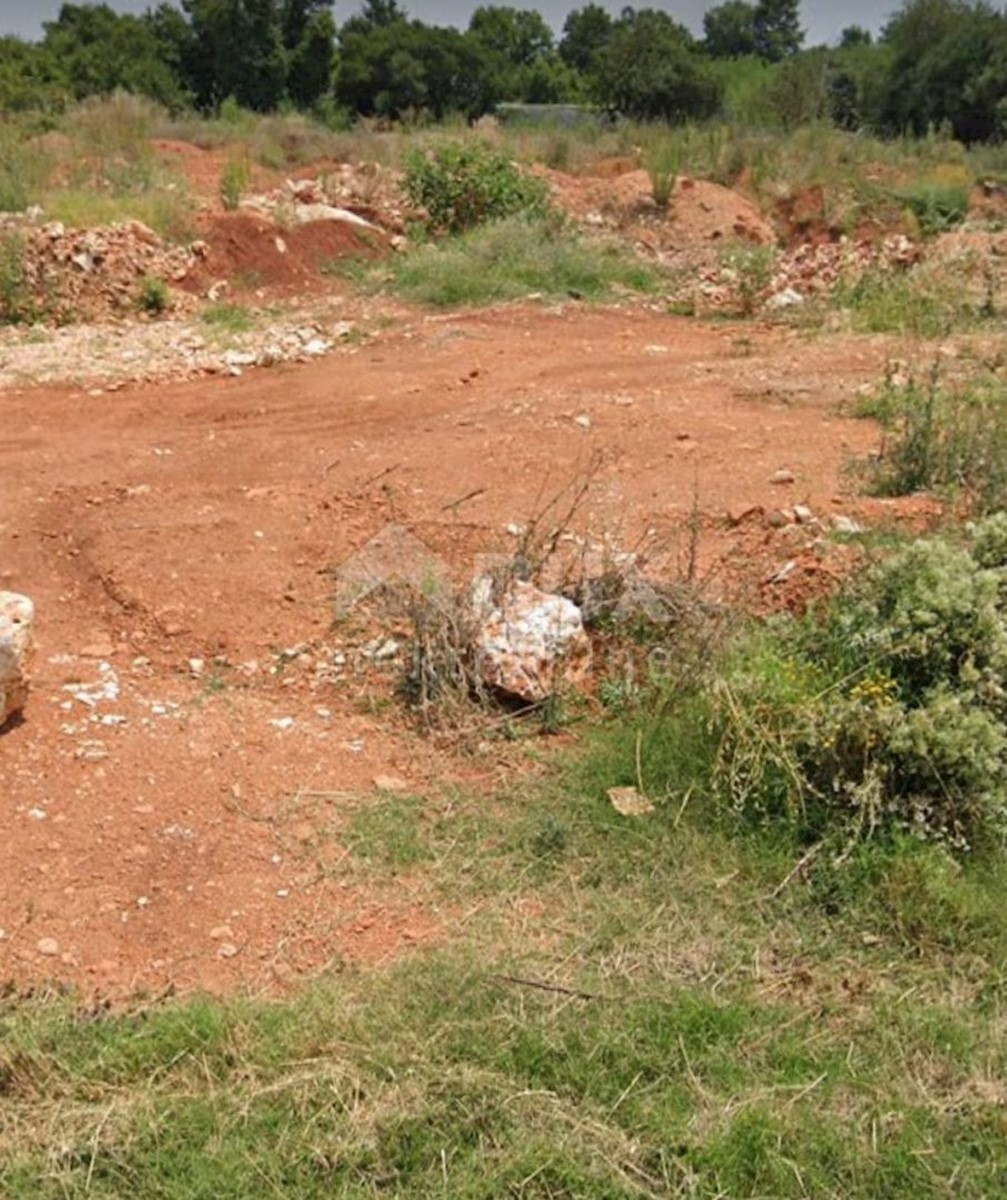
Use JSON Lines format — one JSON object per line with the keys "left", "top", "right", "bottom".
{"left": 1, "top": 217, "right": 201, "bottom": 324}
{"left": 689, "top": 233, "right": 923, "bottom": 315}
{"left": 241, "top": 164, "right": 411, "bottom": 241}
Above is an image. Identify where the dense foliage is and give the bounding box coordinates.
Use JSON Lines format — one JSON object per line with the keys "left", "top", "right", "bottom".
{"left": 2, "top": 0, "right": 1007, "bottom": 141}
{"left": 402, "top": 140, "right": 549, "bottom": 232}
{"left": 715, "top": 518, "right": 1007, "bottom": 855}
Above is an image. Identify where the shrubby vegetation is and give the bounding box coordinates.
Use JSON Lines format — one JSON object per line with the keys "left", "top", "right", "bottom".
{"left": 403, "top": 140, "right": 549, "bottom": 232}
{"left": 2, "top": 0, "right": 1007, "bottom": 142}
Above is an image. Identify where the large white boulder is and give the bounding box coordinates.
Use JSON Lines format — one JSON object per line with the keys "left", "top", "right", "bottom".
{"left": 0, "top": 591, "right": 34, "bottom": 726}
{"left": 475, "top": 579, "right": 591, "bottom": 704}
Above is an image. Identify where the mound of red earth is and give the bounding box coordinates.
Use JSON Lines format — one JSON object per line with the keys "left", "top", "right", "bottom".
{"left": 180, "top": 210, "right": 388, "bottom": 300}
{"left": 536, "top": 162, "right": 776, "bottom": 247}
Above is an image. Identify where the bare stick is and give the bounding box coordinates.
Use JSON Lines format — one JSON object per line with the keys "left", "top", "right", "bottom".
{"left": 493, "top": 974, "right": 600, "bottom": 1001}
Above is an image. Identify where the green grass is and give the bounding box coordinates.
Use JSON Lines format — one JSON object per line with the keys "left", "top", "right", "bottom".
{"left": 832, "top": 264, "right": 984, "bottom": 338}
{"left": 370, "top": 216, "right": 657, "bottom": 308}
{"left": 37, "top": 187, "right": 197, "bottom": 244}
{"left": 201, "top": 302, "right": 254, "bottom": 334}
{"left": 2, "top": 736, "right": 1007, "bottom": 1196}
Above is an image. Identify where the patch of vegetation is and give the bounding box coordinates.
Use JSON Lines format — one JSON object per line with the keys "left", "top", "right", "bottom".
{"left": 833, "top": 264, "right": 980, "bottom": 338}
{"left": 135, "top": 274, "right": 168, "bottom": 315}
{"left": 201, "top": 302, "right": 253, "bottom": 333}
{"left": 403, "top": 140, "right": 550, "bottom": 235}
{"left": 373, "top": 215, "right": 656, "bottom": 308}
{"left": 2, "top": 747, "right": 1007, "bottom": 1197}
{"left": 897, "top": 180, "right": 970, "bottom": 237}
{"left": 219, "top": 155, "right": 251, "bottom": 212}
{"left": 643, "top": 127, "right": 689, "bottom": 209}
{"left": 0, "top": 232, "right": 36, "bottom": 324}
{"left": 722, "top": 241, "right": 778, "bottom": 316}
{"left": 860, "top": 370, "right": 1007, "bottom": 513}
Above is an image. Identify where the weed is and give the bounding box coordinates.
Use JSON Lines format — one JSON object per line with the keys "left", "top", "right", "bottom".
{"left": 860, "top": 366, "right": 1007, "bottom": 514}
{"left": 644, "top": 127, "right": 689, "bottom": 209}
{"left": 135, "top": 275, "right": 169, "bottom": 315}
{"left": 62, "top": 91, "right": 161, "bottom": 194}
{"left": 713, "top": 518, "right": 1007, "bottom": 854}
{"left": 0, "top": 233, "right": 35, "bottom": 324}
{"left": 833, "top": 263, "right": 978, "bottom": 337}
{"left": 220, "top": 155, "right": 251, "bottom": 211}
{"left": 897, "top": 180, "right": 970, "bottom": 237}
{"left": 723, "top": 242, "right": 778, "bottom": 316}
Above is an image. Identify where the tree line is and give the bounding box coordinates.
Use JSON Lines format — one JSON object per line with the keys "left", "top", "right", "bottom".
{"left": 2, "top": 0, "right": 1007, "bottom": 143}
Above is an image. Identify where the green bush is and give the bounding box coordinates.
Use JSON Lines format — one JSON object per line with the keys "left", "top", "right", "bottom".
{"left": 136, "top": 274, "right": 169, "bottom": 315}
{"left": 714, "top": 520, "right": 1007, "bottom": 854}
{"left": 403, "top": 141, "right": 550, "bottom": 235}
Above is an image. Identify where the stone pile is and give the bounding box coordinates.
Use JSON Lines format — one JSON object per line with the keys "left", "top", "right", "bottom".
{"left": 243, "top": 163, "right": 411, "bottom": 237}
{"left": 693, "top": 233, "right": 923, "bottom": 313}
{"left": 0, "top": 217, "right": 200, "bottom": 323}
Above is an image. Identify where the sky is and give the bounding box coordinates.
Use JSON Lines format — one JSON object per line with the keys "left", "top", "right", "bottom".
{"left": 1, "top": 1, "right": 891, "bottom": 47}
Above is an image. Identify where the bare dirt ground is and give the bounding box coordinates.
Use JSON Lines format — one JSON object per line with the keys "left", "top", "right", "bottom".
{"left": 1, "top": 293, "right": 931, "bottom": 999}
{"left": 2, "top": 138, "right": 961, "bottom": 1000}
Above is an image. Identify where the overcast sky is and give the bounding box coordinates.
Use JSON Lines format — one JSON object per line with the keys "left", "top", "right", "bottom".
{"left": 2, "top": 2, "right": 892, "bottom": 47}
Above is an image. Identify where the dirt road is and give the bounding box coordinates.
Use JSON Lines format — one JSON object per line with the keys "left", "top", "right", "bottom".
{"left": 0, "top": 302, "right": 898, "bottom": 996}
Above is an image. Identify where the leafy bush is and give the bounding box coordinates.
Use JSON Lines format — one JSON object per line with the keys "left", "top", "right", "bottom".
{"left": 860, "top": 373, "right": 1007, "bottom": 514}
{"left": 714, "top": 520, "right": 1007, "bottom": 854}
{"left": 403, "top": 141, "right": 549, "bottom": 235}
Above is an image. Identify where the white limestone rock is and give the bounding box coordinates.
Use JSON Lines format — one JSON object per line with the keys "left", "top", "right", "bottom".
{"left": 475, "top": 579, "right": 591, "bottom": 703}
{"left": 0, "top": 592, "right": 34, "bottom": 726}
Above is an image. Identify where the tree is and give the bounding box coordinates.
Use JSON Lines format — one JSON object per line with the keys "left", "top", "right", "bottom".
{"left": 753, "top": 0, "right": 803, "bottom": 62}
{"left": 703, "top": 2, "right": 757, "bottom": 58}
{"left": 42, "top": 3, "right": 188, "bottom": 108}
{"left": 879, "top": 0, "right": 1007, "bottom": 141}
{"left": 592, "top": 9, "right": 724, "bottom": 120}
{"left": 182, "top": 0, "right": 288, "bottom": 110}
{"left": 765, "top": 47, "right": 831, "bottom": 127}
{"left": 0, "top": 36, "right": 63, "bottom": 113}
{"left": 179, "top": 0, "right": 335, "bottom": 112}
{"left": 559, "top": 4, "right": 613, "bottom": 71}
{"left": 283, "top": 0, "right": 336, "bottom": 108}
{"left": 341, "top": 0, "right": 406, "bottom": 36}
{"left": 336, "top": 19, "right": 498, "bottom": 120}
{"left": 468, "top": 7, "right": 553, "bottom": 67}
{"left": 840, "top": 24, "right": 873, "bottom": 47}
